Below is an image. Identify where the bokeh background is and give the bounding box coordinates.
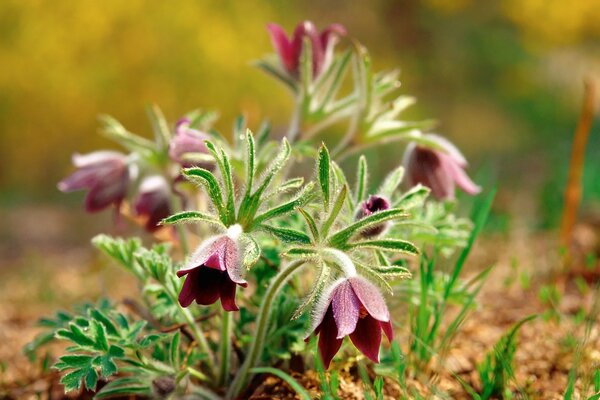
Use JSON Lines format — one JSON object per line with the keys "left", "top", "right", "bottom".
{"left": 1, "top": 0, "right": 599, "bottom": 265}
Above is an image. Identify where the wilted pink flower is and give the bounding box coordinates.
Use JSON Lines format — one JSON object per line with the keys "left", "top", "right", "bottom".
{"left": 307, "top": 277, "right": 393, "bottom": 367}
{"left": 403, "top": 134, "right": 481, "bottom": 200}
{"left": 177, "top": 225, "right": 247, "bottom": 311}
{"left": 134, "top": 176, "right": 171, "bottom": 232}
{"left": 267, "top": 21, "right": 346, "bottom": 79}
{"left": 169, "top": 118, "right": 210, "bottom": 167}
{"left": 355, "top": 195, "right": 391, "bottom": 237}
{"left": 58, "top": 151, "right": 132, "bottom": 212}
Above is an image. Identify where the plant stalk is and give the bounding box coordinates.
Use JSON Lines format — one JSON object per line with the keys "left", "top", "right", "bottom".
{"left": 226, "top": 260, "right": 306, "bottom": 399}
{"left": 217, "top": 309, "right": 232, "bottom": 387}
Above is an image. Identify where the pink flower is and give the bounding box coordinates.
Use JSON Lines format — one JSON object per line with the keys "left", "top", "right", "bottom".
{"left": 355, "top": 195, "right": 391, "bottom": 237}
{"left": 403, "top": 134, "right": 481, "bottom": 200}
{"left": 169, "top": 118, "right": 210, "bottom": 167}
{"left": 177, "top": 226, "right": 247, "bottom": 311}
{"left": 267, "top": 21, "right": 346, "bottom": 79}
{"left": 58, "top": 151, "right": 132, "bottom": 212}
{"left": 134, "top": 176, "right": 172, "bottom": 232}
{"left": 307, "top": 277, "right": 393, "bottom": 367}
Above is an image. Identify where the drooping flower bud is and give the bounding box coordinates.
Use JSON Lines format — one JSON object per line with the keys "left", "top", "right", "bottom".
{"left": 177, "top": 225, "right": 246, "bottom": 311}
{"left": 355, "top": 195, "right": 391, "bottom": 237}
{"left": 306, "top": 276, "right": 393, "bottom": 368}
{"left": 403, "top": 134, "right": 481, "bottom": 200}
{"left": 58, "top": 151, "right": 132, "bottom": 213}
{"left": 267, "top": 21, "right": 346, "bottom": 79}
{"left": 134, "top": 176, "right": 171, "bottom": 232}
{"left": 169, "top": 118, "right": 210, "bottom": 167}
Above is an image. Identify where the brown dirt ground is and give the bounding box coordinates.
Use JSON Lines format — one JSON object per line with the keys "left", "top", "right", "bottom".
{"left": 1, "top": 206, "right": 599, "bottom": 399}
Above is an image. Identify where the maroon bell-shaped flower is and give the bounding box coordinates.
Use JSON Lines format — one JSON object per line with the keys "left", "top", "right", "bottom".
{"left": 403, "top": 134, "right": 481, "bottom": 200}
{"left": 355, "top": 195, "right": 391, "bottom": 237}
{"left": 267, "top": 21, "right": 346, "bottom": 79}
{"left": 58, "top": 151, "right": 132, "bottom": 212}
{"left": 169, "top": 118, "right": 210, "bottom": 167}
{"left": 134, "top": 176, "right": 172, "bottom": 232}
{"left": 307, "top": 276, "right": 393, "bottom": 368}
{"left": 177, "top": 225, "right": 247, "bottom": 311}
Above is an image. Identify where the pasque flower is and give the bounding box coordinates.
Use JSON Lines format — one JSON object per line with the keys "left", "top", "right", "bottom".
{"left": 308, "top": 276, "right": 393, "bottom": 367}
{"left": 267, "top": 21, "right": 346, "bottom": 79}
{"left": 177, "top": 225, "right": 247, "bottom": 311}
{"left": 169, "top": 118, "right": 210, "bottom": 167}
{"left": 355, "top": 195, "right": 391, "bottom": 237}
{"left": 58, "top": 151, "right": 132, "bottom": 212}
{"left": 403, "top": 134, "right": 481, "bottom": 200}
{"left": 134, "top": 176, "right": 172, "bottom": 232}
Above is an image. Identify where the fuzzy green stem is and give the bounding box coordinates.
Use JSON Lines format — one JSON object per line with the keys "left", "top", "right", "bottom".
{"left": 217, "top": 309, "right": 232, "bottom": 387}
{"left": 226, "top": 260, "right": 305, "bottom": 399}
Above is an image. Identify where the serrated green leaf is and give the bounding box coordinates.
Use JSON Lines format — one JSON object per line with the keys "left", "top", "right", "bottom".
{"left": 93, "top": 321, "right": 109, "bottom": 351}
{"left": 60, "top": 368, "right": 86, "bottom": 392}
{"left": 260, "top": 225, "right": 311, "bottom": 244}
{"left": 97, "top": 354, "right": 118, "bottom": 377}
{"left": 57, "top": 324, "right": 95, "bottom": 347}
{"left": 318, "top": 144, "right": 331, "bottom": 211}
{"left": 328, "top": 209, "right": 410, "bottom": 247}
{"left": 89, "top": 309, "right": 119, "bottom": 337}
{"left": 348, "top": 239, "right": 419, "bottom": 255}
{"left": 160, "top": 211, "right": 221, "bottom": 227}
{"left": 85, "top": 367, "right": 99, "bottom": 391}
{"left": 55, "top": 355, "right": 93, "bottom": 370}
{"left": 108, "top": 345, "right": 125, "bottom": 358}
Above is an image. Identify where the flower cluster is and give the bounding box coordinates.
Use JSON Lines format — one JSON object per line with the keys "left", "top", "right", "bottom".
{"left": 47, "top": 19, "right": 483, "bottom": 400}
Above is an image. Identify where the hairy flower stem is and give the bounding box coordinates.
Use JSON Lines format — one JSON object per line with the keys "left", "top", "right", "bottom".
{"left": 286, "top": 97, "right": 302, "bottom": 143}
{"left": 217, "top": 310, "right": 232, "bottom": 387}
{"left": 226, "top": 260, "right": 306, "bottom": 399}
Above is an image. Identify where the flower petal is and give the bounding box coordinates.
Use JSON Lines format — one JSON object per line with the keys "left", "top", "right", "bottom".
{"left": 305, "top": 278, "right": 345, "bottom": 339}
{"left": 221, "top": 237, "right": 247, "bottom": 285}
{"left": 424, "top": 133, "right": 467, "bottom": 166}
{"left": 191, "top": 268, "right": 222, "bottom": 306}
{"left": 85, "top": 176, "right": 128, "bottom": 212}
{"left": 331, "top": 281, "right": 360, "bottom": 339}
{"left": 72, "top": 151, "right": 126, "bottom": 168}
{"left": 349, "top": 277, "right": 390, "bottom": 322}
{"left": 444, "top": 154, "right": 481, "bottom": 195}
{"left": 381, "top": 320, "right": 394, "bottom": 342}
{"left": 318, "top": 307, "right": 344, "bottom": 368}
{"left": 350, "top": 315, "right": 382, "bottom": 363}
{"left": 267, "top": 23, "right": 295, "bottom": 74}
{"left": 219, "top": 277, "right": 239, "bottom": 312}
{"left": 178, "top": 273, "right": 197, "bottom": 307}
{"left": 177, "top": 236, "right": 223, "bottom": 276}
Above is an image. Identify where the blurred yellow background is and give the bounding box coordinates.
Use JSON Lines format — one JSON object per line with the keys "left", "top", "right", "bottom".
{"left": 0, "top": 0, "right": 599, "bottom": 218}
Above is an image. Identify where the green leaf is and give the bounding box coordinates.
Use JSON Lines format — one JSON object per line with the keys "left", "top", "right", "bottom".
{"left": 97, "top": 354, "right": 118, "bottom": 377}
{"left": 250, "top": 367, "right": 311, "bottom": 400}
{"left": 253, "top": 182, "right": 315, "bottom": 225}
{"left": 378, "top": 165, "right": 404, "bottom": 198}
{"left": 254, "top": 138, "right": 291, "bottom": 197}
{"left": 394, "top": 184, "right": 430, "bottom": 209}
{"left": 95, "top": 377, "right": 151, "bottom": 399}
{"left": 89, "top": 309, "right": 119, "bottom": 337}
{"left": 284, "top": 247, "right": 319, "bottom": 259}
{"left": 98, "top": 115, "right": 156, "bottom": 156}
{"left": 160, "top": 211, "right": 222, "bottom": 227}
{"left": 60, "top": 368, "right": 86, "bottom": 392}
{"left": 145, "top": 104, "right": 171, "bottom": 149}
{"left": 244, "top": 129, "right": 256, "bottom": 197}
{"left": 170, "top": 332, "right": 181, "bottom": 370}
{"left": 260, "top": 225, "right": 311, "bottom": 244}
{"left": 328, "top": 209, "right": 410, "bottom": 247}
{"left": 348, "top": 239, "right": 419, "bottom": 256}
{"left": 298, "top": 208, "right": 319, "bottom": 243}
{"left": 321, "top": 185, "right": 348, "bottom": 238}
{"left": 56, "top": 324, "right": 96, "bottom": 347}
{"left": 183, "top": 168, "right": 227, "bottom": 223}
{"left": 93, "top": 321, "right": 109, "bottom": 351}
{"left": 254, "top": 58, "right": 298, "bottom": 92}
{"left": 318, "top": 144, "right": 331, "bottom": 211}
{"left": 55, "top": 355, "right": 93, "bottom": 370}
{"left": 204, "top": 141, "right": 236, "bottom": 224}
{"left": 292, "top": 263, "right": 330, "bottom": 320}
{"left": 372, "top": 265, "right": 412, "bottom": 279}
{"left": 355, "top": 155, "right": 368, "bottom": 203}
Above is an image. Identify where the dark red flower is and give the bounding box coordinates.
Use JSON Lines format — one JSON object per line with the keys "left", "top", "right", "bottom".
{"left": 58, "top": 151, "right": 132, "bottom": 212}
{"left": 403, "top": 134, "right": 481, "bottom": 200}
{"left": 267, "top": 21, "right": 346, "bottom": 79}
{"left": 169, "top": 118, "right": 210, "bottom": 168}
{"left": 307, "top": 277, "right": 393, "bottom": 368}
{"left": 134, "top": 176, "right": 171, "bottom": 232}
{"left": 177, "top": 226, "right": 247, "bottom": 311}
{"left": 355, "top": 195, "right": 391, "bottom": 237}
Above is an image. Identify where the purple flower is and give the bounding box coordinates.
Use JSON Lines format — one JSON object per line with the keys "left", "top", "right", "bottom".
{"left": 169, "top": 118, "right": 210, "bottom": 167}
{"left": 58, "top": 151, "right": 132, "bottom": 212}
{"left": 355, "top": 195, "right": 391, "bottom": 237}
{"left": 177, "top": 226, "right": 247, "bottom": 311}
{"left": 267, "top": 21, "right": 346, "bottom": 79}
{"left": 134, "top": 176, "right": 172, "bottom": 232}
{"left": 307, "top": 277, "right": 393, "bottom": 368}
{"left": 403, "top": 134, "right": 481, "bottom": 200}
